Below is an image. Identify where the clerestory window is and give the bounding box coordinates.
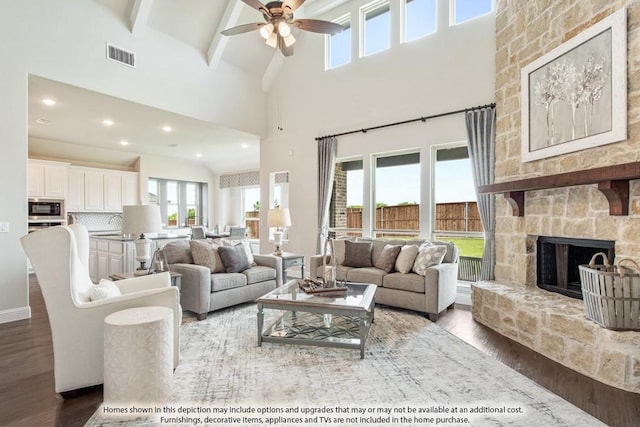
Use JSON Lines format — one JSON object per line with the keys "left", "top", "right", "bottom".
{"left": 404, "top": 0, "right": 436, "bottom": 42}
{"left": 361, "top": 0, "right": 390, "bottom": 57}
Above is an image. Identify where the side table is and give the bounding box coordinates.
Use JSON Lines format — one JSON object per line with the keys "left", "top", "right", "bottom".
{"left": 110, "top": 271, "right": 182, "bottom": 291}
{"left": 278, "top": 252, "right": 305, "bottom": 282}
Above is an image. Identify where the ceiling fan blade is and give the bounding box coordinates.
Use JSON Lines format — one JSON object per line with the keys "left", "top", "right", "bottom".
{"left": 278, "top": 35, "right": 294, "bottom": 57}
{"left": 221, "top": 22, "right": 265, "bottom": 36}
{"left": 242, "top": 0, "right": 270, "bottom": 15}
{"left": 294, "top": 19, "right": 343, "bottom": 35}
{"left": 282, "top": 0, "right": 305, "bottom": 13}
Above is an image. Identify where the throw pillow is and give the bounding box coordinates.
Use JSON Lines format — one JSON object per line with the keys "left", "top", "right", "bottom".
{"left": 395, "top": 245, "right": 419, "bottom": 274}
{"left": 218, "top": 244, "right": 251, "bottom": 273}
{"left": 162, "top": 239, "right": 194, "bottom": 264}
{"left": 412, "top": 243, "right": 447, "bottom": 276}
{"left": 343, "top": 240, "right": 373, "bottom": 268}
{"left": 89, "top": 279, "right": 121, "bottom": 301}
{"left": 373, "top": 244, "right": 402, "bottom": 273}
{"left": 221, "top": 238, "right": 255, "bottom": 265}
{"left": 189, "top": 240, "right": 225, "bottom": 273}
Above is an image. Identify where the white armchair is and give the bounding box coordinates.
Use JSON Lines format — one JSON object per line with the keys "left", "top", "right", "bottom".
{"left": 21, "top": 224, "right": 181, "bottom": 395}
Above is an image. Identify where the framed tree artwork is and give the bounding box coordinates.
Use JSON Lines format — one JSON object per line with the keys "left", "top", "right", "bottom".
{"left": 521, "top": 8, "right": 627, "bottom": 162}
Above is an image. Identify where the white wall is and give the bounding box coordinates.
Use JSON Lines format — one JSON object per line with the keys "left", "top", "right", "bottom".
{"left": 0, "top": 0, "right": 265, "bottom": 323}
{"left": 258, "top": 0, "right": 496, "bottom": 259}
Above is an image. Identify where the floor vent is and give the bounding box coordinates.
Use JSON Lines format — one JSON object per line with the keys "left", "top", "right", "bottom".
{"left": 106, "top": 43, "right": 136, "bottom": 68}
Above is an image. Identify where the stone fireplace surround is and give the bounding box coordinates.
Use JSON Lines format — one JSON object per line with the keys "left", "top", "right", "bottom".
{"left": 481, "top": 0, "right": 640, "bottom": 394}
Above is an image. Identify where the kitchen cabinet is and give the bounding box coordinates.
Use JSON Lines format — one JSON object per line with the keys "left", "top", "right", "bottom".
{"left": 68, "top": 166, "right": 139, "bottom": 212}
{"left": 89, "top": 237, "right": 135, "bottom": 282}
{"left": 28, "top": 159, "right": 69, "bottom": 199}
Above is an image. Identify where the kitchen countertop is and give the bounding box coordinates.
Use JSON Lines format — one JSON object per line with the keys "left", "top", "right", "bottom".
{"left": 89, "top": 232, "right": 190, "bottom": 242}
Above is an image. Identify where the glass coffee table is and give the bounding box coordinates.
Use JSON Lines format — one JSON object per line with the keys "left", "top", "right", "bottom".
{"left": 256, "top": 281, "right": 376, "bottom": 358}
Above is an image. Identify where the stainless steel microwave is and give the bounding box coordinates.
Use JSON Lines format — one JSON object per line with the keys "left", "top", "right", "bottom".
{"left": 28, "top": 198, "right": 65, "bottom": 221}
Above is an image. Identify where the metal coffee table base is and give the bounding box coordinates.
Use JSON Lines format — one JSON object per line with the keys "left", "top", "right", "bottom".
{"left": 257, "top": 303, "right": 374, "bottom": 359}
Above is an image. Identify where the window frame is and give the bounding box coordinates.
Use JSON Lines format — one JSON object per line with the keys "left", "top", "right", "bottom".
{"left": 148, "top": 177, "right": 207, "bottom": 229}
{"left": 360, "top": 0, "right": 391, "bottom": 58}
{"left": 402, "top": 0, "right": 437, "bottom": 43}
{"left": 450, "top": 0, "right": 493, "bottom": 26}
{"left": 325, "top": 14, "right": 351, "bottom": 70}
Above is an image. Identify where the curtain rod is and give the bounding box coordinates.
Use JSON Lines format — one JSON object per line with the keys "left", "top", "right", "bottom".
{"left": 315, "top": 103, "right": 496, "bottom": 141}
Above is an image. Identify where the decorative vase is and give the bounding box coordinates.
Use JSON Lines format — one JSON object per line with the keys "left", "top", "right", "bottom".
{"left": 322, "top": 238, "right": 337, "bottom": 288}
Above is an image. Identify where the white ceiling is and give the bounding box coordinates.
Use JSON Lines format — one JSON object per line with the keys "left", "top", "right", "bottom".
{"left": 28, "top": 0, "right": 345, "bottom": 173}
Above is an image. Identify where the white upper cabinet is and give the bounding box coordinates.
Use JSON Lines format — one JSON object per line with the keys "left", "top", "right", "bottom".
{"left": 67, "top": 166, "right": 139, "bottom": 212}
{"left": 28, "top": 159, "right": 69, "bottom": 199}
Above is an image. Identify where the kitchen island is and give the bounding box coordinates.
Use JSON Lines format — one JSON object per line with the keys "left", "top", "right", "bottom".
{"left": 89, "top": 233, "right": 189, "bottom": 282}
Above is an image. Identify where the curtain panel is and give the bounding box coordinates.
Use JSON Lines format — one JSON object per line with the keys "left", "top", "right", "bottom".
{"left": 465, "top": 106, "right": 496, "bottom": 281}
{"left": 317, "top": 137, "right": 337, "bottom": 253}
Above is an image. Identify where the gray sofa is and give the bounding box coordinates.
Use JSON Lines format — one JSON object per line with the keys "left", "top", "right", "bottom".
{"left": 163, "top": 239, "right": 282, "bottom": 320}
{"left": 309, "top": 238, "right": 458, "bottom": 321}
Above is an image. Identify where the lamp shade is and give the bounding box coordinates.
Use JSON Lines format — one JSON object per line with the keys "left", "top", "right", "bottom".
{"left": 122, "top": 205, "right": 162, "bottom": 236}
{"left": 267, "top": 208, "right": 292, "bottom": 228}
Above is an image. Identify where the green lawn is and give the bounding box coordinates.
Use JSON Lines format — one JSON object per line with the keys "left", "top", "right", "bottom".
{"left": 437, "top": 236, "right": 485, "bottom": 258}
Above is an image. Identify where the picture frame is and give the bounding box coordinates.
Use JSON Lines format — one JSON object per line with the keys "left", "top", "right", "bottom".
{"left": 520, "top": 8, "right": 627, "bottom": 162}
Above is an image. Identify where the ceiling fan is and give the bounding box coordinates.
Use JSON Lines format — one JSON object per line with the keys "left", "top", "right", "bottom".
{"left": 221, "top": 0, "right": 344, "bottom": 57}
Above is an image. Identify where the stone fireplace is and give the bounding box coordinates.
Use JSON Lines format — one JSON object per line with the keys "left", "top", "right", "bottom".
{"left": 536, "top": 236, "right": 615, "bottom": 299}
{"left": 471, "top": 0, "right": 640, "bottom": 394}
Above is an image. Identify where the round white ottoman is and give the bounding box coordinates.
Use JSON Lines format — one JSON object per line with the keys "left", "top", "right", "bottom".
{"left": 104, "top": 306, "right": 174, "bottom": 405}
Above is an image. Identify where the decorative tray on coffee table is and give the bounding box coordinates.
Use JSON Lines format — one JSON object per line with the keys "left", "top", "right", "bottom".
{"left": 298, "top": 278, "right": 348, "bottom": 295}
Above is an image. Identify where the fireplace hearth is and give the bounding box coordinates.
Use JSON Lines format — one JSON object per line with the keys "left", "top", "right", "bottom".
{"left": 536, "top": 236, "right": 615, "bottom": 299}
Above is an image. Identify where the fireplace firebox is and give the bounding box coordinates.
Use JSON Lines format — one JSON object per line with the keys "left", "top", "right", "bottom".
{"left": 536, "top": 236, "right": 615, "bottom": 299}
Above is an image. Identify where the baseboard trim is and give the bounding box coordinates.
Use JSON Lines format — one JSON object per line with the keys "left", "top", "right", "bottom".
{"left": 0, "top": 306, "right": 31, "bottom": 324}
{"left": 456, "top": 281, "right": 472, "bottom": 306}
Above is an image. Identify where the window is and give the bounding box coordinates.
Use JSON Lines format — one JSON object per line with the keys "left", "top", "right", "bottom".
{"left": 243, "top": 187, "right": 260, "bottom": 238}
{"left": 374, "top": 152, "right": 420, "bottom": 238}
{"left": 432, "top": 145, "right": 484, "bottom": 259}
{"left": 329, "top": 159, "right": 363, "bottom": 238}
{"left": 362, "top": 1, "right": 390, "bottom": 57}
{"left": 404, "top": 0, "right": 436, "bottom": 42}
{"left": 452, "top": 0, "right": 492, "bottom": 25}
{"left": 148, "top": 178, "right": 207, "bottom": 228}
{"left": 327, "top": 16, "right": 351, "bottom": 69}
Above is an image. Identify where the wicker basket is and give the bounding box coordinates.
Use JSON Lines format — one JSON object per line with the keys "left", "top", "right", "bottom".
{"left": 578, "top": 253, "right": 640, "bottom": 331}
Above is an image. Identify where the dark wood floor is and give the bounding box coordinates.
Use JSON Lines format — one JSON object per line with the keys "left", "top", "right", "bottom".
{"left": 1, "top": 277, "right": 639, "bottom": 426}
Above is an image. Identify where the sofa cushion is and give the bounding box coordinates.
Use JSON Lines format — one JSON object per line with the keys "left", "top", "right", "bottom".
{"left": 332, "top": 239, "right": 348, "bottom": 265}
{"left": 189, "top": 240, "right": 225, "bottom": 273}
{"left": 210, "top": 273, "right": 247, "bottom": 292}
{"left": 243, "top": 265, "right": 276, "bottom": 285}
{"left": 163, "top": 239, "right": 194, "bottom": 264}
{"left": 346, "top": 267, "right": 387, "bottom": 286}
{"left": 382, "top": 272, "right": 426, "bottom": 293}
{"left": 412, "top": 243, "right": 447, "bottom": 276}
{"left": 395, "top": 245, "right": 419, "bottom": 273}
{"left": 374, "top": 244, "right": 402, "bottom": 273}
{"left": 343, "top": 240, "right": 373, "bottom": 267}
{"left": 218, "top": 244, "right": 251, "bottom": 273}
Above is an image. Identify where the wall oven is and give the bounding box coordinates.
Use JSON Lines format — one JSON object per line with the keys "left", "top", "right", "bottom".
{"left": 28, "top": 198, "right": 65, "bottom": 221}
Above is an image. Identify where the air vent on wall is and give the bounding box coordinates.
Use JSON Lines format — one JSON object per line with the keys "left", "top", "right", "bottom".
{"left": 106, "top": 43, "right": 136, "bottom": 68}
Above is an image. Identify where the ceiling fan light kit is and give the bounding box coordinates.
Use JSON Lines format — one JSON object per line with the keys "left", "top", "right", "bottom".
{"left": 221, "top": 0, "right": 343, "bottom": 57}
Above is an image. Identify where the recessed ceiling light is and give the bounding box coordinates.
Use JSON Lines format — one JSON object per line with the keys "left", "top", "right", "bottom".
{"left": 103, "top": 119, "right": 114, "bottom": 126}
{"left": 120, "top": 140, "right": 129, "bottom": 146}
{"left": 196, "top": 153, "right": 203, "bottom": 158}
{"left": 162, "top": 125, "right": 172, "bottom": 132}
{"left": 42, "top": 98, "right": 56, "bottom": 106}
{"left": 241, "top": 143, "right": 249, "bottom": 149}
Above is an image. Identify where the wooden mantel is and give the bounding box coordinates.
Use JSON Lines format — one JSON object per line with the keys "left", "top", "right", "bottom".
{"left": 478, "top": 162, "right": 640, "bottom": 216}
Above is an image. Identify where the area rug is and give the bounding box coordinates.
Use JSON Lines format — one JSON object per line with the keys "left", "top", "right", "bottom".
{"left": 86, "top": 304, "right": 604, "bottom": 426}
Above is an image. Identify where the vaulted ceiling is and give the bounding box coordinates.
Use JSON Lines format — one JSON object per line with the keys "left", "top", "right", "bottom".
{"left": 28, "top": 0, "right": 348, "bottom": 173}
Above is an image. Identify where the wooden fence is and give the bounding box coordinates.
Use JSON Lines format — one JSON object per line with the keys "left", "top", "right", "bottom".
{"left": 346, "top": 202, "right": 482, "bottom": 233}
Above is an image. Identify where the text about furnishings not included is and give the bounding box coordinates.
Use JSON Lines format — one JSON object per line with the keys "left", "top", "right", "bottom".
{"left": 102, "top": 403, "right": 526, "bottom": 425}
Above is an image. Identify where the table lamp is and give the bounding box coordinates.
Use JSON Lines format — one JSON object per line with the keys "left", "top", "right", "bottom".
{"left": 268, "top": 207, "right": 291, "bottom": 256}
{"left": 123, "top": 205, "right": 162, "bottom": 275}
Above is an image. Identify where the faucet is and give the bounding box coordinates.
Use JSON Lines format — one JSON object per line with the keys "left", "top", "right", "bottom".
{"left": 108, "top": 213, "right": 123, "bottom": 225}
